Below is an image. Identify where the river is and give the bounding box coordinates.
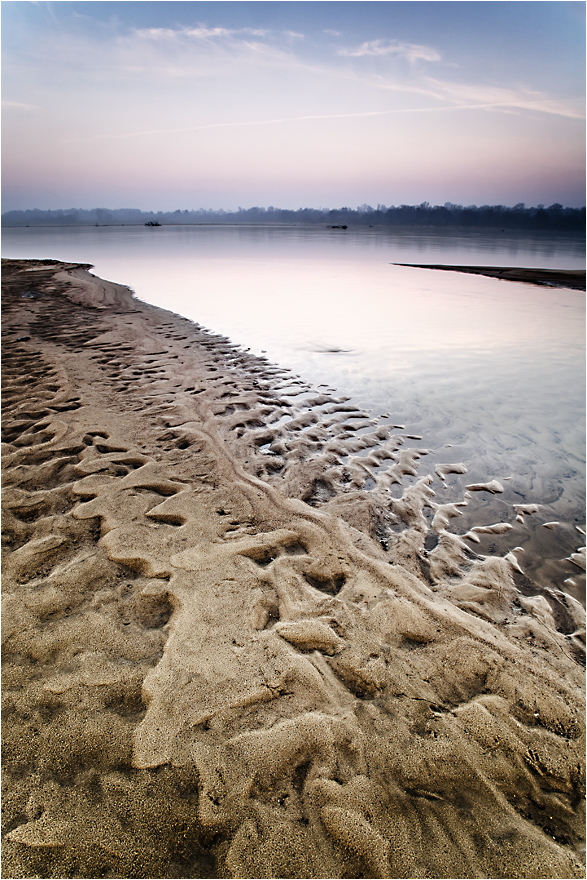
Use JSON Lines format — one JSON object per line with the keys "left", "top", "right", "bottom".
{"left": 2, "top": 223, "right": 585, "bottom": 599}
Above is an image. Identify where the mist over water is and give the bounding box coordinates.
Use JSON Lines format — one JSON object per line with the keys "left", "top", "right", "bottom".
{"left": 3, "top": 224, "right": 585, "bottom": 599}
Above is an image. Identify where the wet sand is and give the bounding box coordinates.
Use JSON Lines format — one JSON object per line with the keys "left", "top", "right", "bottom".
{"left": 2, "top": 258, "right": 585, "bottom": 879}
{"left": 394, "top": 263, "right": 586, "bottom": 290}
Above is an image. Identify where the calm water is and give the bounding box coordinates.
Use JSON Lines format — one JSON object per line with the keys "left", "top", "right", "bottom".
{"left": 2, "top": 225, "right": 585, "bottom": 597}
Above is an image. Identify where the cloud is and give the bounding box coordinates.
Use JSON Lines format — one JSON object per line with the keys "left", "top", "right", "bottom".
{"left": 340, "top": 40, "right": 441, "bottom": 63}
{"left": 14, "top": 16, "right": 571, "bottom": 129}
{"left": 119, "top": 24, "right": 291, "bottom": 75}
{"left": 2, "top": 100, "right": 38, "bottom": 111}
{"left": 135, "top": 26, "right": 269, "bottom": 41}
{"left": 8, "top": 18, "right": 581, "bottom": 129}
{"left": 421, "top": 76, "right": 586, "bottom": 119}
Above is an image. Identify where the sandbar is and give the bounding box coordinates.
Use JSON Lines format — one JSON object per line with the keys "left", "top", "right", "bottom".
{"left": 2, "top": 258, "right": 585, "bottom": 879}
{"left": 394, "top": 263, "right": 586, "bottom": 290}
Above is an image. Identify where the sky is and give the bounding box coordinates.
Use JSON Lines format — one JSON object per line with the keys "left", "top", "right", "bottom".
{"left": 2, "top": 1, "right": 585, "bottom": 212}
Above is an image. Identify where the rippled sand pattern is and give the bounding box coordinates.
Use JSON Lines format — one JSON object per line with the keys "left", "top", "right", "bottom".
{"left": 2, "top": 259, "right": 585, "bottom": 879}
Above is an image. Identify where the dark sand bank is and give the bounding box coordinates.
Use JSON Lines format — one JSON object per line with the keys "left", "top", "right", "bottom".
{"left": 394, "top": 264, "right": 586, "bottom": 290}
{"left": 2, "top": 258, "right": 585, "bottom": 879}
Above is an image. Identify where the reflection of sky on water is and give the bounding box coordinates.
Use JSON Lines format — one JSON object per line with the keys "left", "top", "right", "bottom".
{"left": 2, "top": 225, "right": 585, "bottom": 594}
{"left": 167, "top": 258, "right": 583, "bottom": 356}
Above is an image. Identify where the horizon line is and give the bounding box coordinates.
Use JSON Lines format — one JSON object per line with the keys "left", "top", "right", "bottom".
{"left": 3, "top": 202, "right": 585, "bottom": 215}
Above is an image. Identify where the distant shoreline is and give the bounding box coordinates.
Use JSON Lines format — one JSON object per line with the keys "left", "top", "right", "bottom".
{"left": 3, "top": 201, "right": 585, "bottom": 234}
{"left": 394, "top": 263, "right": 586, "bottom": 290}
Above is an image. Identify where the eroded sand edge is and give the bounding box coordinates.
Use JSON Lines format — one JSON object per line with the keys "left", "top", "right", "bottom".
{"left": 2, "top": 259, "right": 585, "bottom": 879}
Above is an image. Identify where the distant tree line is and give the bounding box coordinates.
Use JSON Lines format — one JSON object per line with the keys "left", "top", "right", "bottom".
{"left": 2, "top": 202, "right": 585, "bottom": 231}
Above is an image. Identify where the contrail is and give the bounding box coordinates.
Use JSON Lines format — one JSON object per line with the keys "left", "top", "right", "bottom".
{"left": 92, "top": 98, "right": 580, "bottom": 142}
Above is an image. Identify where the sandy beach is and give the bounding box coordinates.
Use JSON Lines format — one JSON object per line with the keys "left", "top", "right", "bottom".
{"left": 2, "top": 258, "right": 585, "bottom": 879}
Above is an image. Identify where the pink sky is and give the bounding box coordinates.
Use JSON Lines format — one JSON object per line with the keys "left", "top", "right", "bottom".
{"left": 2, "top": 2, "right": 585, "bottom": 211}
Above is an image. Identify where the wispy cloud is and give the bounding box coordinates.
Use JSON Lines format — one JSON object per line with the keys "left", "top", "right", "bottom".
{"left": 21, "top": 19, "right": 579, "bottom": 125}
{"left": 117, "top": 24, "right": 293, "bottom": 75}
{"left": 340, "top": 40, "right": 441, "bottom": 63}
{"left": 9, "top": 18, "right": 582, "bottom": 131}
{"left": 136, "top": 26, "right": 269, "bottom": 41}
{"left": 117, "top": 27, "right": 554, "bottom": 120}
{"left": 2, "top": 100, "right": 38, "bottom": 111}
{"left": 420, "top": 76, "right": 586, "bottom": 119}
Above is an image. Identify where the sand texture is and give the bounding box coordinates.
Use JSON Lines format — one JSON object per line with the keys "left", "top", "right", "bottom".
{"left": 2, "top": 258, "right": 585, "bottom": 879}
{"left": 393, "top": 264, "right": 586, "bottom": 290}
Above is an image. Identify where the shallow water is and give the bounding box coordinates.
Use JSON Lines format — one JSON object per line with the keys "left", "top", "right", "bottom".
{"left": 2, "top": 224, "right": 585, "bottom": 598}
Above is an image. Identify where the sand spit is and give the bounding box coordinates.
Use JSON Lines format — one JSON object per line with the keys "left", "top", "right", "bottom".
{"left": 2, "top": 258, "right": 585, "bottom": 879}
{"left": 393, "top": 263, "right": 586, "bottom": 290}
